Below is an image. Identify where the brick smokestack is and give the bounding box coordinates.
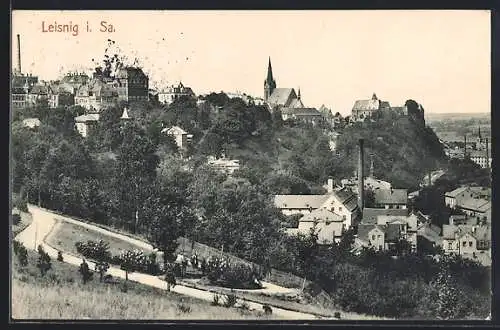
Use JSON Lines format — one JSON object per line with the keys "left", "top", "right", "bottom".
{"left": 17, "top": 34, "right": 21, "bottom": 74}
{"left": 486, "top": 138, "right": 489, "bottom": 168}
{"left": 464, "top": 134, "right": 467, "bottom": 159}
{"left": 358, "top": 139, "right": 364, "bottom": 212}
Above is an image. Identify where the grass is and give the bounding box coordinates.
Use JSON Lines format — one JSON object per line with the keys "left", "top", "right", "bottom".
{"left": 11, "top": 249, "right": 279, "bottom": 320}
{"left": 12, "top": 210, "right": 33, "bottom": 237}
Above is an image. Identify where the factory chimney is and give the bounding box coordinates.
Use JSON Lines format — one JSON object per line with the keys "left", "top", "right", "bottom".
{"left": 358, "top": 139, "right": 365, "bottom": 213}
{"left": 485, "top": 138, "right": 489, "bottom": 168}
{"left": 464, "top": 134, "right": 467, "bottom": 159}
{"left": 17, "top": 34, "right": 21, "bottom": 74}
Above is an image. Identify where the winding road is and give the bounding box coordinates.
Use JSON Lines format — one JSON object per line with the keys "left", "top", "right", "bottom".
{"left": 14, "top": 205, "right": 322, "bottom": 320}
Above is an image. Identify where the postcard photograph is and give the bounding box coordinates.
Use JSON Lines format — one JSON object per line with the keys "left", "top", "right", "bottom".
{"left": 10, "top": 10, "right": 492, "bottom": 321}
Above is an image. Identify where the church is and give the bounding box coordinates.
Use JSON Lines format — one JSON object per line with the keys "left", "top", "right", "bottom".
{"left": 263, "top": 57, "right": 324, "bottom": 125}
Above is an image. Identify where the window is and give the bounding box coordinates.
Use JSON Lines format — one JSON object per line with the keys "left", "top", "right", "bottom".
{"left": 372, "top": 235, "right": 376, "bottom": 240}
{"left": 469, "top": 241, "right": 473, "bottom": 247}
{"left": 377, "top": 235, "right": 381, "bottom": 239}
{"left": 339, "top": 207, "right": 342, "bottom": 211}
{"left": 462, "top": 241, "right": 467, "bottom": 247}
{"left": 448, "top": 242, "right": 452, "bottom": 249}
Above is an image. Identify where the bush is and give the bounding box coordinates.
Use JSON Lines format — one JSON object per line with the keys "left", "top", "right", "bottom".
{"left": 75, "top": 240, "right": 111, "bottom": 262}
{"left": 206, "top": 256, "right": 263, "bottom": 289}
{"left": 223, "top": 293, "right": 238, "bottom": 308}
{"left": 12, "top": 214, "right": 21, "bottom": 225}
{"left": 110, "top": 250, "right": 161, "bottom": 276}
{"left": 263, "top": 304, "right": 273, "bottom": 315}
{"left": 95, "top": 261, "right": 110, "bottom": 282}
{"left": 36, "top": 245, "right": 51, "bottom": 276}
{"left": 14, "top": 240, "right": 28, "bottom": 267}
{"left": 79, "top": 259, "right": 93, "bottom": 284}
{"left": 334, "top": 312, "right": 341, "bottom": 319}
{"left": 177, "top": 302, "right": 192, "bottom": 314}
{"left": 212, "top": 293, "right": 221, "bottom": 306}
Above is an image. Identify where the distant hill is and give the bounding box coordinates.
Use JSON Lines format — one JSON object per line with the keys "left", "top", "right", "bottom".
{"left": 425, "top": 112, "right": 490, "bottom": 122}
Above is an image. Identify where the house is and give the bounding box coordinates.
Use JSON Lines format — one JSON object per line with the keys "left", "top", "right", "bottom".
{"left": 281, "top": 107, "right": 325, "bottom": 125}
{"left": 22, "top": 118, "right": 41, "bottom": 129}
{"left": 161, "top": 126, "right": 193, "bottom": 150}
{"left": 469, "top": 149, "right": 491, "bottom": 169}
{"left": 113, "top": 67, "right": 149, "bottom": 103}
{"left": 274, "top": 184, "right": 359, "bottom": 228}
{"left": 158, "top": 81, "right": 195, "bottom": 105}
{"left": 61, "top": 72, "right": 90, "bottom": 90}
{"left": 442, "top": 224, "right": 491, "bottom": 262}
{"left": 351, "top": 93, "right": 391, "bottom": 122}
{"left": 457, "top": 198, "right": 491, "bottom": 224}
{"left": 449, "top": 214, "right": 478, "bottom": 226}
{"left": 74, "top": 113, "right": 100, "bottom": 137}
{"left": 290, "top": 208, "right": 345, "bottom": 244}
{"left": 361, "top": 207, "right": 409, "bottom": 225}
{"left": 75, "top": 79, "right": 119, "bottom": 112}
{"left": 376, "top": 212, "right": 422, "bottom": 251}
{"left": 356, "top": 224, "right": 387, "bottom": 251}
{"left": 11, "top": 73, "right": 39, "bottom": 109}
{"left": 417, "top": 222, "right": 443, "bottom": 250}
{"left": 373, "top": 188, "right": 408, "bottom": 209}
{"left": 207, "top": 156, "right": 241, "bottom": 174}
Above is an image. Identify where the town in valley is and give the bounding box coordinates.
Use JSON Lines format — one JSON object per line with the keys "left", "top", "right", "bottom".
{"left": 11, "top": 12, "right": 492, "bottom": 321}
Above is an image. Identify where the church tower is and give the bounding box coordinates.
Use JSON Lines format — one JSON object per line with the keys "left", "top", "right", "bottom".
{"left": 264, "top": 57, "right": 276, "bottom": 101}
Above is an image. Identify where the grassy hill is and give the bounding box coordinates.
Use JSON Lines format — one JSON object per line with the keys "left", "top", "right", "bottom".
{"left": 11, "top": 249, "right": 277, "bottom": 320}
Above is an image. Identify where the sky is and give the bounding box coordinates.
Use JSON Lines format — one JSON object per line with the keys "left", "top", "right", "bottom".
{"left": 12, "top": 10, "right": 490, "bottom": 116}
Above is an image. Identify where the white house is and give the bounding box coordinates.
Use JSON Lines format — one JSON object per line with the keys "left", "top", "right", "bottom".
{"left": 75, "top": 113, "right": 100, "bottom": 138}
{"left": 161, "top": 126, "right": 193, "bottom": 150}
{"left": 288, "top": 208, "right": 345, "bottom": 245}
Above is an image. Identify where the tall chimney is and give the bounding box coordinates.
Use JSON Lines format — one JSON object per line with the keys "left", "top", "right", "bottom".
{"left": 428, "top": 171, "right": 432, "bottom": 187}
{"left": 464, "top": 134, "right": 467, "bottom": 159}
{"left": 17, "top": 34, "right": 21, "bottom": 74}
{"left": 485, "top": 138, "right": 489, "bottom": 168}
{"left": 358, "top": 139, "right": 364, "bottom": 212}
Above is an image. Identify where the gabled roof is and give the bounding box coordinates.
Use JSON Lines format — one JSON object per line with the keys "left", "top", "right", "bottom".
{"left": 288, "top": 98, "right": 305, "bottom": 109}
{"left": 352, "top": 98, "right": 380, "bottom": 111}
{"left": 472, "top": 225, "right": 491, "bottom": 241}
{"left": 445, "top": 187, "right": 469, "bottom": 198}
{"left": 115, "top": 67, "right": 148, "bottom": 79}
{"left": 162, "top": 126, "right": 188, "bottom": 135}
{"left": 357, "top": 224, "right": 384, "bottom": 242}
{"left": 331, "top": 187, "right": 358, "bottom": 212}
{"left": 300, "top": 208, "right": 344, "bottom": 223}
{"left": 274, "top": 195, "right": 329, "bottom": 210}
{"left": 459, "top": 198, "right": 490, "bottom": 212}
{"left": 267, "top": 88, "right": 296, "bottom": 107}
{"left": 374, "top": 189, "right": 408, "bottom": 205}
{"left": 282, "top": 107, "right": 323, "bottom": 117}
{"left": 361, "top": 207, "right": 409, "bottom": 224}
{"left": 75, "top": 113, "right": 100, "bottom": 122}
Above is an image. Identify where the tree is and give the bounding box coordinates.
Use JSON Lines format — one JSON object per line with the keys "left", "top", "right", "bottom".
{"left": 36, "top": 245, "right": 52, "bottom": 276}
{"left": 95, "top": 261, "right": 110, "bottom": 282}
{"left": 79, "top": 259, "right": 93, "bottom": 284}
{"left": 119, "top": 250, "right": 142, "bottom": 283}
{"left": 432, "top": 264, "right": 460, "bottom": 319}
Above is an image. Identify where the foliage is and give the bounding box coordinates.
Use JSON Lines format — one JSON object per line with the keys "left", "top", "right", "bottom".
{"left": 206, "top": 256, "right": 262, "bottom": 289}
{"left": 13, "top": 240, "right": 29, "bottom": 267}
{"left": 223, "top": 293, "right": 238, "bottom": 308}
{"left": 212, "top": 293, "right": 221, "bottom": 306}
{"left": 95, "top": 261, "right": 110, "bottom": 282}
{"left": 75, "top": 240, "right": 111, "bottom": 263}
{"left": 79, "top": 259, "right": 93, "bottom": 284}
{"left": 118, "top": 249, "right": 144, "bottom": 281}
{"left": 36, "top": 245, "right": 52, "bottom": 276}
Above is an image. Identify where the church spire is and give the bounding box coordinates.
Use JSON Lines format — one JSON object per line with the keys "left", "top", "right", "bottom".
{"left": 264, "top": 56, "right": 276, "bottom": 101}
{"left": 266, "top": 57, "right": 274, "bottom": 82}
{"left": 478, "top": 126, "right": 482, "bottom": 140}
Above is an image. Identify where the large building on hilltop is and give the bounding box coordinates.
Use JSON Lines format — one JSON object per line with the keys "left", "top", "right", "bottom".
{"left": 112, "top": 67, "right": 149, "bottom": 103}
{"left": 158, "top": 82, "right": 195, "bottom": 105}
{"left": 263, "top": 57, "right": 324, "bottom": 125}
{"left": 351, "top": 93, "right": 392, "bottom": 121}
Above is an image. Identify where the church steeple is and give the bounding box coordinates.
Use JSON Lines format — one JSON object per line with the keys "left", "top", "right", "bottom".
{"left": 264, "top": 57, "right": 276, "bottom": 101}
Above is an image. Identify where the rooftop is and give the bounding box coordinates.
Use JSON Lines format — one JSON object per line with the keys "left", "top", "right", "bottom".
{"left": 300, "top": 208, "right": 344, "bottom": 223}
{"left": 267, "top": 88, "right": 296, "bottom": 107}
{"left": 373, "top": 188, "right": 408, "bottom": 205}
{"left": 274, "top": 195, "right": 329, "bottom": 210}
{"left": 75, "top": 113, "right": 100, "bottom": 122}
{"left": 361, "top": 208, "right": 409, "bottom": 225}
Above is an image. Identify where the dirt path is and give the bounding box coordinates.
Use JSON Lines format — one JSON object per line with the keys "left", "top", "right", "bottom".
{"left": 14, "top": 205, "right": 321, "bottom": 320}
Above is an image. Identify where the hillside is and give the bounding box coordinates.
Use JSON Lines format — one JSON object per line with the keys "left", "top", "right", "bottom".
{"left": 11, "top": 249, "right": 277, "bottom": 320}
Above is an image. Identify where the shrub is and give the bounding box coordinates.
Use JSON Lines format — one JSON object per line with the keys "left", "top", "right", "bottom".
{"left": 212, "top": 293, "right": 221, "bottom": 306}
{"left": 79, "top": 259, "right": 93, "bottom": 284}
{"left": 15, "top": 241, "right": 28, "bottom": 267}
{"left": 240, "top": 301, "right": 250, "bottom": 310}
{"left": 110, "top": 250, "right": 160, "bottom": 276}
{"left": 263, "top": 304, "right": 273, "bottom": 315}
{"left": 223, "top": 293, "right": 238, "bottom": 308}
{"left": 12, "top": 214, "right": 21, "bottom": 225}
{"left": 207, "top": 258, "right": 263, "bottom": 289}
{"left": 334, "top": 312, "right": 341, "bottom": 319}
{"left": 75, "top": 240, "right": 111, "bottom": 262}
{"left": 57, "top": 251, "right": 64, "bottom": 262}
{"left": 177, "top": 302, "right": 192, "bottom": 314}
{"left": 36, "top": 245, "right": 51, "bottom": 276}
{"left": 95, "top": 261, "right": 110, "bottom": 282}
